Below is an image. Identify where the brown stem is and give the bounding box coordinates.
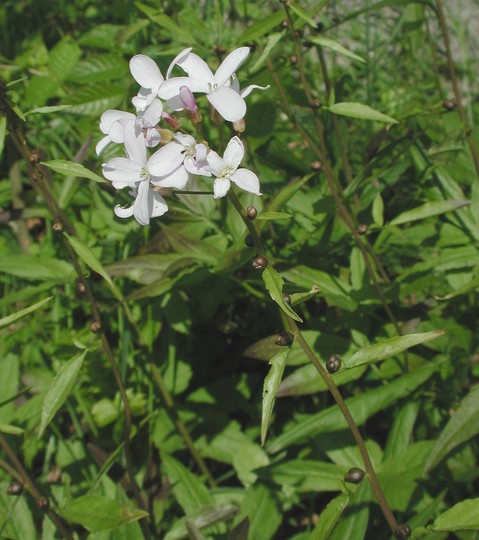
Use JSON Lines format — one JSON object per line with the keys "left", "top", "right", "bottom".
{"left": 0, "top": 435, "right": 73, "bottom": 539}
{"left": 435, "top": 0, "right": 479, "bottom": 180}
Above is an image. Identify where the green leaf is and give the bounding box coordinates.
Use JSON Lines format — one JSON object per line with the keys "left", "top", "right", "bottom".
{"left": 256, "top": 211, "right": 293, "bottom": 221}
{"left": 135, "top": 2, "right": 195, "bottom": 43}
{"left": 372, "top": 193, "right": 384, "bottom": 227}
{"left": 64, "top": 233, "right": 123, "bottom": 301}
{"left": 267, "top": 363, "right": 436, "bottom": 453}
{"left": 328, "top": 102, "right": 398, "bottom": 123}
{"left": 0, "top": 115, "right": 7, "bottom": 158}
{"left": 390, "top": 200, "right": 471, "bottom": 226}
{"left": 242, "top": 484, "right": 281, "bottom": 540}
{"left": 308, "top": 36, "right": 366, "bottom": 63}
{"left": 162, "top": 454, "right": 214, "bottom": 513}
{"left": 25, "top": 105, "right": 73, "bottom": 115}
{"left": 0, "top": 255, "right": 74, "bottom": 281}
{"left": 261, "top": 349, "right": 289, "bottom": 446}
{"left": 310, "top": 493, "right": 349, "bottom": 540}
{"left": 39, "top": 350, "right": 87, "bottom": 437}
{"left": 289, "top": 3, "right": 318, "bottom": 27}
{"left": 64, "top": 82, "right": 123, "bottom": 116}
{"left": 262, "top": 267, "right": 302, "bottom": 322}
{"left": 60, "top": 495, "right": 148, "bottom": 532}
{"left": 42, "top": 160, "right": 106, "bottom": 183}
{"left": 238, "top": 11, "right": 285, "bottom": 43}
{"left": 48, "top": 37, "right": 81, "bottom": 80}
{"left": 329, "top": 481, "right": 371, "bottom": 540}
{"left": 0, "top": 423, "right": 24, "bottom": 435}
{"left": 424, "top": 385, "right": 479, "bottom": 472}
{"left": 0, "top": 296, "right": 52, "bottom": 330}
{"left": 432, "top": 498, "right": 479, "bottom": 531}
{"left": 66, "top": 54, "right": 128, "bottom": 84}
{"left": 344, "top": 331, "right": 446, "bottom": 369}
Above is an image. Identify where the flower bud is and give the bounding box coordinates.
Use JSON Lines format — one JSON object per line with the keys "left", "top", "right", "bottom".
{"left": 357, "top": 224, "right": 368, "bottom": 235}
{"left": 344, "top": 467, "right": 365, "bottom": 484}
{"left": 36, "top": 496, "right": 50, "bottom": 510}
{"left": 179, "top": 86, "right": 201, "bottom": 123}
{"left": 252, "top": 256, "right": 268, "bottom": 270}
{"left": 233, "top": 118, "right": 245, "bottom": 133}
{"left": 395, "top": 524, "right": 412, "bottom": 539}
{"left": 52, "top": 222, "right": 63, "bottom": 233}
{"left": 275, "top": 332, "right": 294, "bottom": 346}
{"left": 30, "top": 150, "right": 43, "bottom": 164}
{"left": 310, "top": 160, "right": 322, "bottom": 171}
{"left": 75, "top": 278, "right": 86, "bottom": 294}
{"left": 7, "top": 481, "right": 24, "bottom": 496}
{"left": 311, "top": 99, "right": 322, "bottom": 109}
{"left": 326, "top": 354, "right": 341, "bottom": 374}
{"left": 161, "top": 112, "right": 181, "bottom": 130}
{"left": 90, "top": 321, "right": 101, "bottom": 333}
{"left": 246, "top": 205, "right": 258, "bottom": 220}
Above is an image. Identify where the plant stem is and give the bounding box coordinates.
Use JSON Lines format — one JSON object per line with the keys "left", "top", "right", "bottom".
{"left": 0, "top": 435, "right": 73, "bottom": 540}
{"left": 434, "top": 0, "right": 479, "bottom": 181}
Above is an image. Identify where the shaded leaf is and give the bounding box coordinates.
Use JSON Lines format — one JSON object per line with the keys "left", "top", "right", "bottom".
{"left": 0, "top": 296, "right": 52, "bottom": 330}
{"left": 390, "top": 200, "right": 471, "bottom": 226}
{"left": 0, "top": 255, "right": 74, "bottom": 281}
{"left": 60, "top": 495, "right": 148, "bottom": 532}
{"left": 309, "top": 36, "right": 366, "bottom": 63}
{"left": 262, "top": 267, "right": 302, "bottom": 322}
{"left": 256, "top": 211, "right": 292, "bottom": 221}
{"left": 310, "top": 493, "right": 349, "bottom": 540}
{"left": 261, "top": 349, "right": 289, "bottom": 446}
{"left": 39, "top": 351, "right": 87, "bottom": 437}
{"left": 238, "top": 11, "right": 285, "bottom": 43}
{"left": 42, "top": 159, "right": 106, "bottom": 183}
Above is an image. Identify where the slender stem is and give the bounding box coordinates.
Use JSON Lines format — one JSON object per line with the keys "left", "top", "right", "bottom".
{"left": 228, "top": 189, "right": 264, "bottom": 256}
{"left": 285, "top": 318, "right": 399, "bottom": 534}
{"left": 149, "top": 365, "right": 216, "bottom": 488}
{"left": 434, "top": 0, "right": 479, "bottom": 180}
{"left": 0, "top": 435, "right": 73, "bottom": 539}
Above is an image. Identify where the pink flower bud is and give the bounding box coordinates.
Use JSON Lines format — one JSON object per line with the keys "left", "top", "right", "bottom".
{"left": 179, "top": 86, "right": 201, "bottom": 123}
{"left": 233, "top": 118, "right": 245, "bottom": 133}
{"left": 161, "top": 112, "right": 181, "bottom": 130}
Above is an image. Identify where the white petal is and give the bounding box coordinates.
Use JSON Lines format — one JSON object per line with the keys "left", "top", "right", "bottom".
{"left": 95, "top": 135, "right": 111, "bottom": 156}
{"left": 109, "top": 119, "right": 128, "bottom": 143}
{"left": 174, "top": 132, "right": 196, "bottom": 148}
{"left": 206, "top": 150, "right": 226, "bottom": 177}
{"left": 213, "top": 177, "right": 231, "bottom": 199}
{"left": 132, "top": 87, "right": 154, "bottom": 111}
{"left": 176, "top": 52, "right": 214, "bottom": 83}
{"left": 114, "top": 203, "right": 135, "bottom": 219}
{"left": 145, "top": 128, "right": 161, "bottom": 148}
{"left": 214, "top": 47, "right": 250, "bottom": 87}
{"left": 130, "top": 54, "right": 164, "bottom": 89}
{"left": 184, "top": 155, "right": 211, "bottom": 177}
{"left": 231, "top": 168, "right": 261, "bottom": 196}
{"left": 99, "top": 110, "right": 134, "bottom": 134}
{"left": 147, "top": 141, "right": 185, "bottom": 177}
{"left": 166, "top": 47, "right": 193, "bottom": 79}
{"left": 240, "top": 84, "right": 270, "bottom": 99}
{"left": 223, "top": 136, "right": 244, "bottom": 170}
{"left": 158, "top": 77, "right": 209, "bottom": 100}
{"left": 133, "top": 180, "right": 152, "bottom": 226}
{"left": 153, "top": 164, "right": 189, "bottom": 189}
{"left": 141, "top": 98, "right": 163, "bottom": 125}
{"left": 207, "top": 87, "right": 246, "bottom": 122}
{"left": 150, "top": 192, "right": 169, "bottom": 218}
{"left": 123, "top": 121, "right": 146, "bottom": 165}
{"left": 102, "top": 158, "right": 143, "bottom": 184}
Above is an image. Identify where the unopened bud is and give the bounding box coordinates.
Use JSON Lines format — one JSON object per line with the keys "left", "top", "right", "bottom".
{"left": 179, "top": 86, "right": 201, "bottom": 123}
{"left": 233, "top": 117, "right": 245, "bottom": 133}
{"left": 252, "top": 256, "right": 268, "bottom": 270}
{"left": 275, "top": 332, "right": 294, "bottom": 346}
{"left": 75, "top": 279, "right": 86, "bottom": 294}
{"left": 357, "top": 224, "right": 368, "bottom": 235}
{"left": 310, "top": 160, "right": 322, "bottom": 171}
{"left": 395, "top": 524, "right": 412, "bottom": 539}
{"left": 90, "top": 321, "right": 101, "bottom": 333}
{"left": 7, "top": 481, "right": 24, "bottom": 496}
{"left": 246, "top": 205, "right": 257, "bottom": 220}
{"left": 52, "top": 222, "right": 63, "bottom": 233}
{"left": 30, "top": 150, "right": 42, "bottom": 164}
{"left": 311, "top": 99, "right": 322, "bottom": 109}
{"left": 326, "top": 354, "right": 341, "bottom": 374}
{"left": 344, "top": 467, "right": 365, "bottom": 484}
{"left": 161, "top": 112, "right": 181, "bottom": 131}
{"left": 36, "top": 496, "right": 50, "bottom": 510}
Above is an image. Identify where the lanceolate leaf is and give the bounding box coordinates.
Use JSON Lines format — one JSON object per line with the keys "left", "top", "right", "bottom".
{"left": 310, "top": 493, "right": 349, "bottom": 540}
{"left": 344, "top": 330, "right": 446, "bottom": 369}
{"left": 42, "top": 160, "right": 106, "bottom": 183}
{"left": 0, "top": 296, "right": 52, "bottom": 330}
{"left": 238, "top": 11, "right": 285, "bottom": 43}
{"left": 308, "top": 36, "right": 366, "bottom": 63}
{"left": 262, "top": 267, "right": 302, "bottom": 322}
{"left": 267, "top": 363, "right": 436, "bottom": 453}
{"left": 261, "top": 348, "right": 290, "bottom": 445}
{"left": 432, "top": 498, "right": 479, "bottom": 531}
{"left": 424, "top": 385, "right": 479, "bottom": 472}
{"left": 390, "top": 200, "right": 471, "bottom": 226}
{"left": 39, "top": 350, "right": 87, "bottom": 437}
{"left": 328, "top": 102, "right": 398, "bottom": 124}
{"left": 60, "top": 495, "right": 148, "bottom": 532}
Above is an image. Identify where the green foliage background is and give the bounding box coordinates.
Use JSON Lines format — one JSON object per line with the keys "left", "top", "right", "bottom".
{"left": 1, "top": 0, "right": 479, "bottom": 538}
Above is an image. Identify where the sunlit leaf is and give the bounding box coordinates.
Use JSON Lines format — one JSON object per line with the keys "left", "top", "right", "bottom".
{"left": 42, "top": 160, "right": 106, "bottom": 183}
{"left": 310, "top": 493, "right": 349, "bottom": 540}
{"left": 262, "top": 267, "right": 302, "bottom": 322}
{"left": 329, "top": 102, "right": 398, "bottom": 123}
{"left": 308, "top": 36, "right": 366, "bottom": 63}
{"left": 390, "top": 200, "right": 471, "bottom": 226}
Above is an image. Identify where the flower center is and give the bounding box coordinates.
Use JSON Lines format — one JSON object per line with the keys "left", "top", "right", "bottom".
{"left": 140, "top": 168, "right": 150, "bottom": 180}
{"left": 220, "top": 166, "right": 234, "bottom": 178}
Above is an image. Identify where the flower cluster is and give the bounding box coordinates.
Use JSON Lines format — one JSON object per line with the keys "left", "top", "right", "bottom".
{"left": 98, "top": 47, "right": 267, "bottom": 225}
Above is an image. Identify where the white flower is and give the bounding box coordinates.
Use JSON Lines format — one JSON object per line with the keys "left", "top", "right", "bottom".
{"left": 102, "top": 122, "right": 188, "bottom": 225}
{"left": 158, "top": 47, "right": 252, "bottom": 122}
{"left": 95, "top": 99, "right": 163, "bottom": 155}
{"left": 206, "top": 136, "right": 261, "bottom": 198}
{"left": 129, "top": 49, "right": 191, "bottom": 111}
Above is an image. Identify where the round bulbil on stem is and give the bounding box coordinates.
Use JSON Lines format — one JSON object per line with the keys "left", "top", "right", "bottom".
{"left": 7, "top": 481, "right": 24, "bottom": 496}
{"left": 52, "top": 222, "right": 63, "bottom": 233}
{"left": 395, "top": 523, "right": 412, "bottom": 539}
{"left": 357, "top": 224, "right": 368, "bottom": 235}
{"left": 344, "top": 467, "right": 365, "bottom": 484}
{"left": 90, "top": 321, "right": 101, "bottom": 333}
{"left": 246, "top": 205, "right": 258, "bottom": 220}
{"left": 252, "top": 256, "right": 268, "bottom": 270}
{"left": 245, "top": 235, "right": 254, "bottom": 248}
{"left": 36, "top": 496, "right": 50, "bottom": 510}
{"left": 275, "top": 332, "right": 294, "bottom": 347}
{"left": 326, "top": 354, "right": 341, "bottom": 374}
